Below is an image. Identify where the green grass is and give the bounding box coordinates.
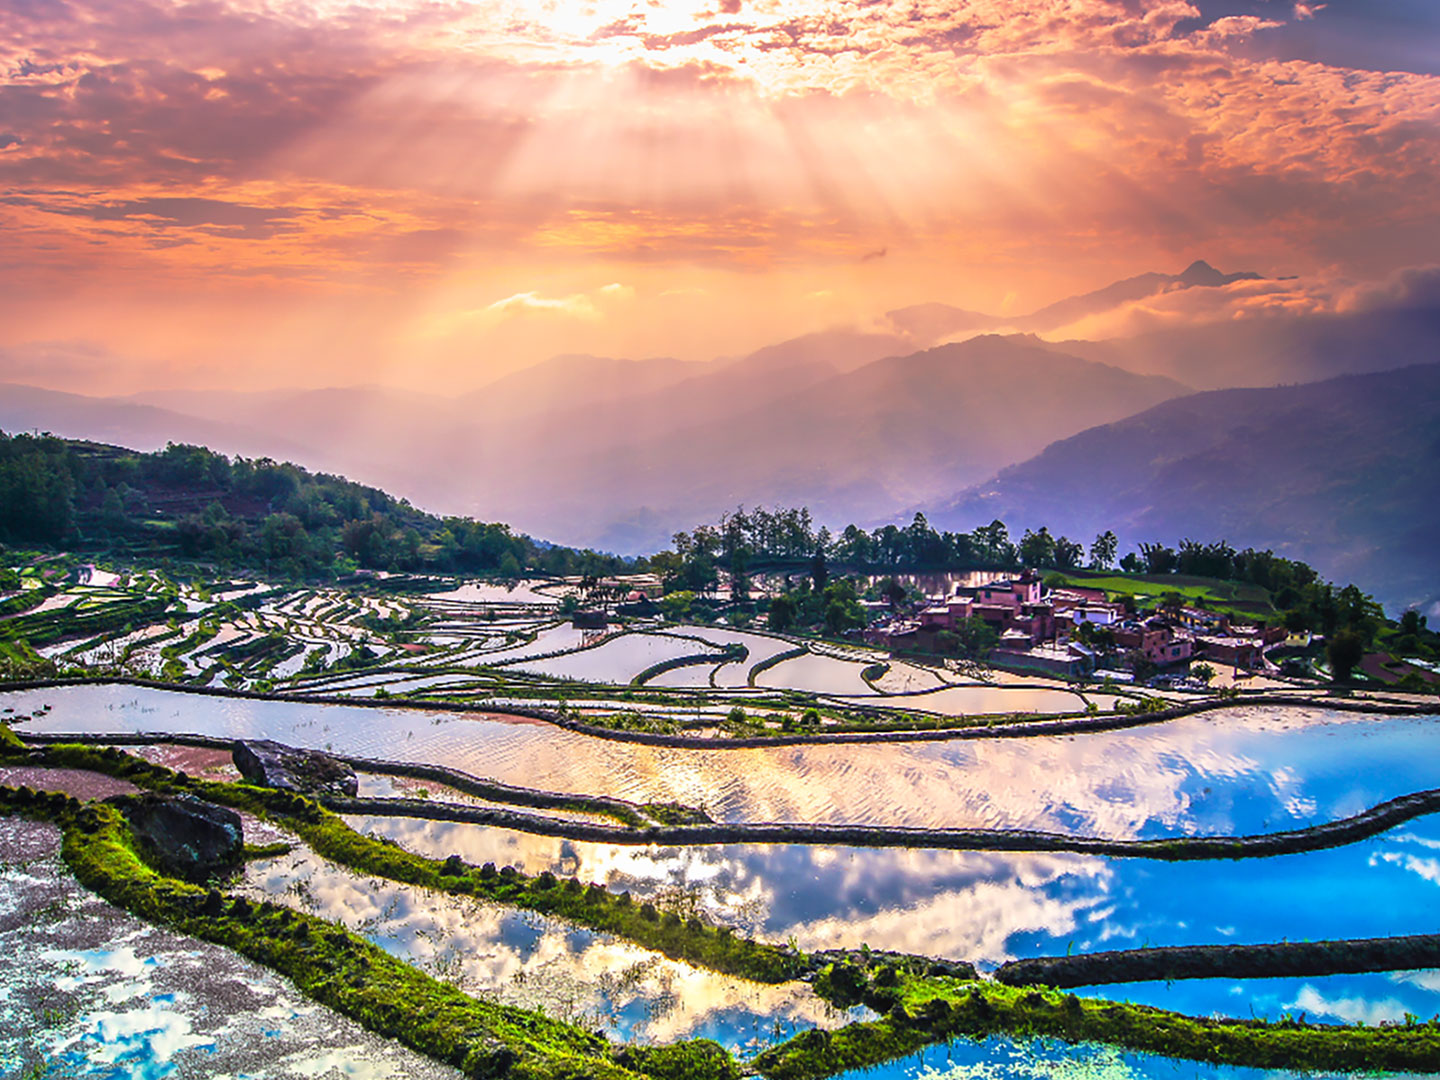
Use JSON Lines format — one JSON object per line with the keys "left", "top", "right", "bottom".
{"left": 0, "top": 784, "right": 738, "bottom": 1080}
{"left": 755, "top": 966, "right": 1440, "bottom": 1079}
{"left": 16, "top": 742, "right": 805, "bottom": 984}
{"left": 1048, "top": 571, "right": 1276, "bottom": 618}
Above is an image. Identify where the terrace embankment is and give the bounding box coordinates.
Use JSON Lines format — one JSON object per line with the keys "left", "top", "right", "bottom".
{"left": 3, "top": 675, "right": 1437, "bottom": 746}
{"left": 324, "top": 784, "right": 1440, "bottom": 860}
{"left": 755, "top": 970, "right": 1440, "bottom": 1079}
{"left": 17, "top": 726, "right": 1440, "bottom": 859}
{"left": 995, "top": 933, "right": 1440, "bottom": 988}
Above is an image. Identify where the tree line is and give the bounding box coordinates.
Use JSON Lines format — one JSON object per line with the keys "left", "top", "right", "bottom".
{"left": 644, "top": 505, "right": 1393, "bottom": 643}
{"left": 0, "top": 433, "right": 628, "bottom": 580}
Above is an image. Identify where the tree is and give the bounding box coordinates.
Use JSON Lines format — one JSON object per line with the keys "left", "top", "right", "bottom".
{"left": 729, "top": 547, "right": 750, "bottom": 601}
{"left": 768, "top": 593, "right": 797, "bottom": 632}
{"left": 1054, "top": 536, "right": 1084, "bottom": 570}
{"left": 1123, "top": 649, "right": 1158, "bottom": 682}
{"left": 1089, "top": 531, "right": 1118, "bottom": 571}
{"left": 810, "top": 548, "right": 829, "bottom": 592}
{"left": 1019, "top": 527, "right": 1058, "bottom": 568}
{"left": 950, "top": 616, "right": 999, "bottom": 658}
{"left": 878, "top": 576, "right": 907, "bottom": 610}
{"left": 1190, "top": 662, "right": 1216, "bottom": 685}
{"left": 1119, "top": 552, "right": 1145, "bottom": 574}
{"left": 660, "top": 591, "right": 694, "bottom": 621}
{"left": 1138, "top": 542, "right": 1178, "bottom": 575}
{"left": 1327, "top": 629, "right": 1367, "bottom": 682}
{"left": 972, "top": 520, "right": 1014, "bottom": 566}
{"left": 822, "top": 580, "right": 865, "bottom": 636}
{"left": 1400, "top": 609, "right": 1427, "bottom": 637}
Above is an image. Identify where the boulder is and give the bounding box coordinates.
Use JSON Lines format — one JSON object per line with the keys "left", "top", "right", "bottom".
{"left": 233, "top": 739, "right": 358, "bottom": 797}
{"left": 114, "top": 793, "right": 244, "bottom": 882}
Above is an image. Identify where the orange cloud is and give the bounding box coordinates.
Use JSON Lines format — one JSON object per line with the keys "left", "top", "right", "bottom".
{"left": 0, "top": 0, "right": 1436, "bottom": 387}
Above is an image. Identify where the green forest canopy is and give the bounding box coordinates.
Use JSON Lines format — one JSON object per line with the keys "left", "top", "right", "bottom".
{"left": 0, "top": 432, "right": 628, "bottom": 579}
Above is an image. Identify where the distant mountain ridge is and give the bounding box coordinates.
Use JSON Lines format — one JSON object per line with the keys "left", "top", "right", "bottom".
{"left": 924, "top": 363, "right": 1440, "bottom": 614}
{"left": 886, "top": 259, "right": 1264, "bottom": 341}
{"left": 0, "top": 334, "right": 1188, "bottom": 555}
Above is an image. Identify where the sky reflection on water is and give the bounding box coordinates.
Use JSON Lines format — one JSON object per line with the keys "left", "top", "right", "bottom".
{"left": 348, "top": 816, "right": 1440, "bottom": 1026}
{"left": 8, "top": 685, "right": 1440, "bottom": 837}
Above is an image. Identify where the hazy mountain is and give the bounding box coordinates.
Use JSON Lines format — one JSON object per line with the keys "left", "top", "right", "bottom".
{"left": 1, "top": 329, "right": 921, "bottom": 532}
{"left": 925, "top": 364, "right": 1440, "bottom": 614}
{"left": 496, "top": 336, "right": 1188, "bottom": 552}
{"left": 885, "top": 260, "right": 1264, "bottom": 343}
{"left": 1044, "top": 304, "right": 1440, "bottom": 390}
{"left": 461, "top": 354, "right": 702, "bottom": 418}
{"left": 0, "top": 383, "right": 314, "bottom": 462}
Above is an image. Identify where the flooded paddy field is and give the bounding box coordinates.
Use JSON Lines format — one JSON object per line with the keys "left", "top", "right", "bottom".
{"left": 15, "top": 570, "right": 1136, "bottom": 724}
{"left": 346, "top": 816, "right": 1440, "bottom": 1022}
{"left": 825, "top": 1034, "right": 1412, "bottom": 1080}
{"left": 8, "top": 684, "right": 1439, "bottom": 835}
{"left": 7, "top": 572, "right": 1440, "bottom": 1079}
{"left": 239, "top": 836, "right": 859, "bottom": 1053}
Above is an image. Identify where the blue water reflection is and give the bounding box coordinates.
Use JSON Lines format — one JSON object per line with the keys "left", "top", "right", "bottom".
{"left": 349, "top": 817, "right": 1440, "bottom": 1026}
{"left": 826, "top": 1033, "right": 1436, "bottom": 1079}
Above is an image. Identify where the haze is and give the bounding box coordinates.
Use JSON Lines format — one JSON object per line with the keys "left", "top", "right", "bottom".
{"left": 4, "top": 0, "right": 1440, "bottom": 611}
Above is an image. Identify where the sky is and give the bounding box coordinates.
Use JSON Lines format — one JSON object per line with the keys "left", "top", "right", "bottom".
{"left": 2, "top": 0, "right": 1439, "bottom": 393}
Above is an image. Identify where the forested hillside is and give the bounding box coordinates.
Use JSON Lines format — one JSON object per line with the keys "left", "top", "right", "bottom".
{"left": 0, "top": 433, "right": 626, "bottom": 579}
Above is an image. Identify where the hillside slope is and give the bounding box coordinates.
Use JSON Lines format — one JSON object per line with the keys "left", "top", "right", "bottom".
{"left": 926, "top": 364, "right": 1440, "bottom": 613}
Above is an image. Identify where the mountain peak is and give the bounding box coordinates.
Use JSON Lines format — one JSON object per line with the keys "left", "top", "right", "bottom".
{"left": 1177, "top": 259, "right": 1223, "bottom": 286}
{"left": 1176, "top": 259, "right": 1263, "bottom": 288}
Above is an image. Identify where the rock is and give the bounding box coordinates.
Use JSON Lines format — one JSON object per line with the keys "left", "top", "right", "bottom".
{"left": 112, "top": 793, "right": 244, "bottom": 882}
{"left": 464, "top": 1036, "right": 517, "bottom": 1078}
{"left": 233, "top": 740, "right": 358, "bottom": 797}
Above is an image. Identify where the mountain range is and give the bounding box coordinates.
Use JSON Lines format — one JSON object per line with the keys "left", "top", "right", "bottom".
{"left": 3, "top": 259, "right": 1437, "bottom": 610}
{"left": 885, "top": 259, "right": 1265, "bottom": 342}
{"left": 926, "top": 363, "right": 1440, "bottom": 615}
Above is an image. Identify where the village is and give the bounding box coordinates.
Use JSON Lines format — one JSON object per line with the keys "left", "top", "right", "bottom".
{"left": 865, "top": 569, "right": 1303, "bottom": 687}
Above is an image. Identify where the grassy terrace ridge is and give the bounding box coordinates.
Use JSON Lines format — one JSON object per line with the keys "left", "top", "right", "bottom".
{"left": 995, "top": 933, "right": 1440, "bottom": 988}
{"left": 754, "top": 965, "right": 1440, "bottom": 1078}
{"left": 321, "top": 780, "right": 1440, "bottom": 861}
{"left": 0, "top": 786, "right": 738, "bottom": 1080}
{"left": 5, "top": 738, "right": 806, "bottom": 984}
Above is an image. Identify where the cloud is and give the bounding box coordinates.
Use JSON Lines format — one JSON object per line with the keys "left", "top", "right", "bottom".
{"left": 1341, "top": 265, "right": 1440, "bottom": 312}
{"left": 1286, "top": 985, "right": 1408, "bottom": 1027}
{"left": 1039, "top": 271, "right": 1355, "bottom": 341}
{"left": 422, "top": 283, "right": 637, "bottom": 338}
{"left": 1, "top": 0, "right": 1437, "bottom": 383}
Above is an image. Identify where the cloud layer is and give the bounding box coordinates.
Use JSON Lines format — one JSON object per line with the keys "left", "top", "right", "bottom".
{"left": 2, "top": 0, "right": 1438, "bottom": 387}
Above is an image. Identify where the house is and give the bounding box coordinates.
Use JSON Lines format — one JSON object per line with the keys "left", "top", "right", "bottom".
{"left": 992, "top": 640, "right": 1096, "bottom": 677}
{"left": 1052, "top": 592, "right": 1125, "bottom": 626}
{"left": 1196, "top": 634, "right": 1264, "bottom": 669}
{"left": 1176, "top": 607, "right": 1228, "bottom": 633}
{"left": 1114, "top": 618, "right": 1194, "bottom": 666}
{"left": 962, "top": 570, "right": 1044, "bottom": 611}
{"left": 920, "top": 571, "right": 1056, "bottom": 646}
